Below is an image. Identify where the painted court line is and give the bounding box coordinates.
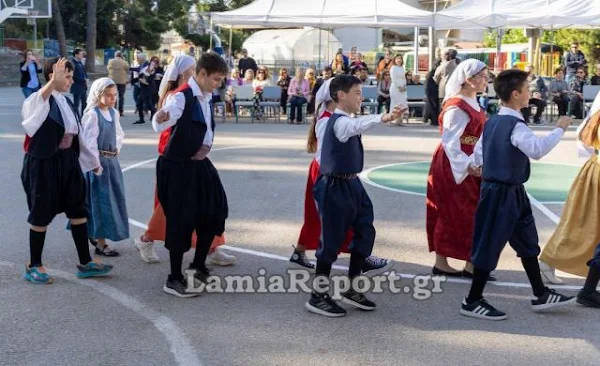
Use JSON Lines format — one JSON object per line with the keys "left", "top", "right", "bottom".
{"left": 0, "top": 260, "right": 201, "bottom": 366}
{"left": 124, "top": 155, "right": 582, "bottom": 291}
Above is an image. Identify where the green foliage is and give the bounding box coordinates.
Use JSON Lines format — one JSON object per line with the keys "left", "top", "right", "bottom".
{"left": 483, "top": 29, "right": 528, "bottom": 47}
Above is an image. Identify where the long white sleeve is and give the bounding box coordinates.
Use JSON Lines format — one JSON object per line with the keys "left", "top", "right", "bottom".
{"left": 576, "top": 119, "right": 595, "bottom": 158}
{"left": 472, "top": 133, "right": 484, "bottom": 167}
{"left": 21, "top": 92, "right": 51, "bottom": 137}
{"left": 441, "top": 107, "right": 474, "bottom": 184}
{"left": 79, "top": 111, "right": 101, "bottom": 173}
{"left": 314, "top": 116, "right": 329, "bottom": 164}
{"left": 510, "top": 123, "right": 564, "bottom": 160}
{"left": 152, "top": 92, "right": 185, "bottom": 133}
{"left": 391, "top": 66, "right": 406, "bottom": 88}
{"left": 114, "top": 110, "right": 125, "bottom": 152}
{"left": 333, "top": 113, "right": 383, "bottom": 143}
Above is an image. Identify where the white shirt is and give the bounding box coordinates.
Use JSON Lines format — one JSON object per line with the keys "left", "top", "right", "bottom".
{"left": 472, "top": 106, "right": 565, "bottom": 167}
{"left": 441, "top": 95, "right": 481, "bottom": 184}
{"left": 80, "top": 107, "right": 125, "bottom": 172}
{"left": 21, "top": 90, "right": 100, "bottom": 173}
{"left": 314, "top": 113, "right": 330, "bottom": 164}
{"left": 152, "top": 76, "right": 214, "bottom": 147}
{"left": 332, "top": 108, "right": 383, "bottom": 143}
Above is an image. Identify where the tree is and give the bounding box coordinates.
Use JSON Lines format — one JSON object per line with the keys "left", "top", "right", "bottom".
{"left": 483, "top": 29, "right": 528, "bottom": 47}
{"left": 51, "top": 0, "right": 67, "bottom": 56}
{"left": 543, "top": 29, "right": 600, "bottom": 65}
{"left": 85, "top": 0, "right": 97, "bottom": 72}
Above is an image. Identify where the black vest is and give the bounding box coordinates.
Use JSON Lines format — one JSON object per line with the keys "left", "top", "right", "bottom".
{"left": 320, "top": 113, "right": 364, "bottom": 175}
{"left": 162, "top": 87, "right": 215, "bottom": 162}
{"left": 26, "top": 96, "right": 80, "bottom": 159}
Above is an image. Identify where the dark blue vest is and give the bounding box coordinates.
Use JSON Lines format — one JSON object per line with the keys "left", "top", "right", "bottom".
{"left": 162, "top": 87, "right": 215, "bottom": 162}
{"left": 482, "top": 114, "right": 530, "bottom": 185}
{"left": 26, "top": 96, "right": 80, "bottom": 159}
{"left": 320, "top": 113, "right": 364, "bottom": 175}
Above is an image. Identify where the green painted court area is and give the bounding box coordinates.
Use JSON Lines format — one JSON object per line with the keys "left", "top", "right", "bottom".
{"left": 366, "top": 162, "right": 582, "bottom": 203}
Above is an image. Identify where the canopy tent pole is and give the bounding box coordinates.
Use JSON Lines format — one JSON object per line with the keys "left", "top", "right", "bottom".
{"left": 318, "top": 28, "right": 322, "bottom": 70}
{"left": 229, "top": 26, "right": 233, "bottom": 62}
{"left": 495, "top": 28, "right": 503, "bottom": 73}
{"left": 209, "top": 16, "right": 213, "bottom": 50}
{"left": 428, "top": 0, "right": 437, "bottom": 71}
{"left": 413, "top": 26, "right": 419, "bottom": 75}
{"left": 550, "top": 26, "right": 554, "bottom": 75}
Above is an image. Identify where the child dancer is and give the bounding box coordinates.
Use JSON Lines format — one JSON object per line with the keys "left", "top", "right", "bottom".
{"left": 290, "top": 78, "right": 393, "bottom": 274}
{"left": 80, "top": 77, "right": 129, "bottom": 256}
{"left": 135, "top": 55, "right": 235, "bottom": 266}
{"left": 21, "top": 57, "right": 113, "bottom": 283}
{"left": 426, "top": 59, "right": 494, "bottom": 280}
{"left": 460, "top": 69, "right": 575, "bottom": 320}
{"left": 306, "top": 74, "right": 404, "bottom": 317}
{"left": 153, "top": 52, "right": 230, "bottom": 298}
{"left": 538, "top": 94, "right": 600, "bottom": 307}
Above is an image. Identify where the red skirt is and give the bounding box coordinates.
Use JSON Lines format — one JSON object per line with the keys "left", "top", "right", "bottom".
{"left": 426, "top": 145, "right": 481, "bottom": 261}
{"left": 297, "top": 159, "right": 352, "bottom": 252}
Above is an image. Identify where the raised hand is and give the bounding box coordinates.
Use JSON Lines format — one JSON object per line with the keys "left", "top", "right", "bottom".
{"left": 50, "top": 58, "right": 70, "bottom": 88}
{"left": 382, "top": 105, "right": 408, "bottom": 123}
{"left": 556, "top": 116, "right": 573, "bottom": 131}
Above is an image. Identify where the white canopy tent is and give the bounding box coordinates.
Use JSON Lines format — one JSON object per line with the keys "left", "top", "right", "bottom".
{"left": 434, "top": 0, "right": 600, "bottom": 30}
{"left": 211, "top": 0, "right": 433, "bottom": 28}
{"left": 242, "top": 28, "right": 341, "bottom": 67}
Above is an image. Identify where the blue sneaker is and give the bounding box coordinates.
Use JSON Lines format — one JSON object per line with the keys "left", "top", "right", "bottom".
{"left": 76, "top": 261, "right": 113, "bottom": 279}
{"left": 23, "top": 265, "right": 54, "bottom": 284}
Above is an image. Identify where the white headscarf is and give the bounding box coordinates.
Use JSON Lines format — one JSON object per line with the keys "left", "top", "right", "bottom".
{"left": 315, "top": 78, "right": 333, "bottom": 117}
{"left": 577, "top": 92, "right": 600, "bottom": 158}
{"left": 443, "top": 59, "right": 487, "bottom": 103}
{"left": 158, "top": 55, "right": 196, "bottom": 100}
{"left": 84, "top": 77, "right": 116, "bottom": 115}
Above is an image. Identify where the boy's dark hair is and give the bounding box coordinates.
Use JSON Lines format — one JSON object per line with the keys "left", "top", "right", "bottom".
{"left": 554, "top": 67, "right": 564, "bottom": 75}
{"left": 73, "top": 48, "right": 82, "bottom": 56}
{"left": 329, "top": 74, "right": 361, "bottom": 102}
{"left": 43, "top": 57, "right": 74, "bottom": 82}
{"left": 196, "top": 52, "right": 229, "bottom": 75}
{"left": 493, "top": 69, "right": 529, "bottom": 103}
{"left": 323, "top": 66, "right": 333, "bottom": 73}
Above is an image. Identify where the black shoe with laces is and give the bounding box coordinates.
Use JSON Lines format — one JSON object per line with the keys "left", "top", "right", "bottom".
{"left": 363, "top": 256, "right": 394, "bottom": 276}
{"left": 305, "top": 292, "right": 346, "bottom": 317}
{"left": 532, "top": 288, "right": 576, "bottom": 311}
{"left": 163, "top": 276, "right": 199, "bottom": 298}
{"left": 289, "top": 249, "right": 315, "bottom": 270}
{"left": 576, "top": 290, "right": 600, "bottom": 308}
{"left": 460, "top": 298, "right": 507, "bottom": 320}
{"left": 341, "top": 289, "right": 376, "bottom": 311}
{"left": 133, "top": 120, "right": 145, "bottom": 125}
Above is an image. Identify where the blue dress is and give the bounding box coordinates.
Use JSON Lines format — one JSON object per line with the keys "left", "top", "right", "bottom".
{"left": 86, "top": 107, "right": 129, "bottom": 241}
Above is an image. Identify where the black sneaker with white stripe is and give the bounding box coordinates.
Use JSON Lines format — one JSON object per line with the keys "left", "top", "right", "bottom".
{"left": 531, "top": 288, "right": 576, "bottom": 311}
{"left": 289, "top": 249, "right": 315, "bottom": 270}
{"left": 460, "top": 298, "right": 507, "bottom": 320}
{"left": 163, "top": 276, "right": 199, "bottom": 298}
{"left": 305, "top": 292, "right": 346, "bottom": 317}
{"left": 341, "top": 289, "right": 376, "bottom": 311}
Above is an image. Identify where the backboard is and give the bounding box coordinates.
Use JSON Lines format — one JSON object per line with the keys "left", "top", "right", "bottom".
{"left": 2, "top": 0, "right": 51, "bottom": 18}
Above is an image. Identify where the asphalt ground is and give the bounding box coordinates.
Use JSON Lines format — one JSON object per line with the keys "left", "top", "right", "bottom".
{"left": 0, "top": 86, "right": 598, "bottom": 366}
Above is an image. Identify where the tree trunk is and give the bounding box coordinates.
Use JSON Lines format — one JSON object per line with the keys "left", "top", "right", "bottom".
{"left": 85, "top": 0, "right": 97, "bottom": 73}
{"left": 51, "top": 0, "right": 67, "bottom": 57}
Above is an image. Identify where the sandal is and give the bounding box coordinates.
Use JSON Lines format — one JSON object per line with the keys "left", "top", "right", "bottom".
{"left": 94, "top": 242, "right": 120, "bottom": 257}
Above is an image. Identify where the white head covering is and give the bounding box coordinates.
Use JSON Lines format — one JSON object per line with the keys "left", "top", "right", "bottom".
{"left": 577, "top": 92, "right": 600, "bottom": 158}
{"left": 443, "top": 59, "right": 487, "bottom": 103}
{"left": 158, "top": 55, "right": 196, "bottom": 100}
{"left": 84, "top": 77, "right": 116, "bottom": 115}
{"left": 315, "top": 78, "right": 333, "bottom": 117}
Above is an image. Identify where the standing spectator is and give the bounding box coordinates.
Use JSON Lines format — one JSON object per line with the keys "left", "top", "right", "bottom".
{"left": 331, "top": 53, "right": 348, "bottom": 75}
{"left": 130, "top": 51, "right": 147, "bottom": 115}
{"left": 564, "top": 42, "right": 587, "bottom": 85}
{"left": 107, "top": 51, "right": 130, "bottom": 116}
{"left": 423, "top": 69, "right": 440, "bottom": 126}
{"left": 390, "top": 54, "right": 408, "bottom": 125}
{"left": 287, "top": 67, "right": 309, "bottom": 124}
{"left": 238, "top": 49, "right": 258, "bottom": 77}
{"left": 377, "top": 70, "right": 392, "bottom": 113}
{"left": 590, "top": 64, "right": 600, "bottom": 85}
{"left": 376, "top": 49, "right": 394, "bottom": 80}
{"left": 152, "top": 57, "right": 165, "bottom": 109}
{"left": 134, "top": 56, "right": 158, "bottom": 124}
{"left": 550, "top": 68, "right": 570, "bottom": 117}
{"left": 71, "top": 48, "right": 89, "bottom": 116}
{"left": 434, "top": 49, "right": 458, "bottom": 103}
{"left": 521, "top": 65, "right": 548, "bottom": 124}
{"left": 19, "top": 49, "right": 42, "bottom": 98}
{"left": 568, "top": 66, "right": 588, "bottom": 119}
{"left": 277, "top": 68, "right": 291, "bottom": 115}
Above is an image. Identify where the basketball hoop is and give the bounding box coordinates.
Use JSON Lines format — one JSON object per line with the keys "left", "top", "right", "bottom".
{"left": 26, "top": 10, "right": 38, "bottom": 24}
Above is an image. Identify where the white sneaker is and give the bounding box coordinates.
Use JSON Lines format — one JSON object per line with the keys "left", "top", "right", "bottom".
{"left": 206, "top": 248, "right": 236, "bottom": 266}
{"left": 134, "top": 238, "right": 160, "bottom": 263}
{"left": 539, "top": 260, "right": 563, "bottom": 284}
